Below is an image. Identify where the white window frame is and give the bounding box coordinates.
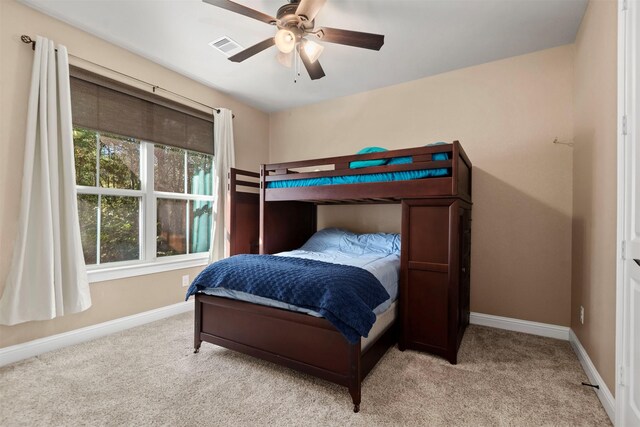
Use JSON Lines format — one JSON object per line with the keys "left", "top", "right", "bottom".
{"left": 75, "top": 129, "right": 214, "bottom": 283}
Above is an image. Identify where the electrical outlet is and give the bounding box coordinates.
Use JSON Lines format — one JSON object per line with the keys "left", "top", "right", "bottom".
{"left": 580, "top": 306, "right": 585, "bottom": 325}
{"left": 182, "top": 275, "right": 190, "bottom": 287}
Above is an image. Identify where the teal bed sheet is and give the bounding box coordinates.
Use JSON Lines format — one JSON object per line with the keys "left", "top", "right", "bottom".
{"left": 266, "top": 167, "right": 450, "bottom": 189}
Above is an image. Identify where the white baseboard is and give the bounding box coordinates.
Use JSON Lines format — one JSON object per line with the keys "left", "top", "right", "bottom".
{"left": 0, "top": 300, "right": 194, "bottom": 368}
{"left": 569, "top": 330, "right": 615, "bottom": 423}
{"left": 470, "top": 312, "right": 570, "bottom": 340}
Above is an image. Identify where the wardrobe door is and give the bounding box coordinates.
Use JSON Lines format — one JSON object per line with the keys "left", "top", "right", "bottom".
{"left": 401, "top": 199, "right": 458, "bottom": 362}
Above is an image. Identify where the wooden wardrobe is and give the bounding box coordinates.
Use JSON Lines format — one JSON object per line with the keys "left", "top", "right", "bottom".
{"left": 399, "top": 198, "right": 471, "bottom": 364}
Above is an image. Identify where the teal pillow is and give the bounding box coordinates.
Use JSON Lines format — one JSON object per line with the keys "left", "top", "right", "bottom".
{"left": 427, "top": 142, "right": 449, "bottom": 161}
{"left": 350, "top": 147, "right": 388, "bottom": 169}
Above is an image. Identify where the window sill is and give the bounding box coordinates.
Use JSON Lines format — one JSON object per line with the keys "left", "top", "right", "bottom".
{"left": 87, "top": 256, "right": 209, "bottom": 283}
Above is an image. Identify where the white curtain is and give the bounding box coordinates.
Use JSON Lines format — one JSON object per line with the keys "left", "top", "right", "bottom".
{"left": 0, "top": 36, "right": 91, "bottom": 325}
{"left": 209, "top": 108, "right": 236, "bottom": 262}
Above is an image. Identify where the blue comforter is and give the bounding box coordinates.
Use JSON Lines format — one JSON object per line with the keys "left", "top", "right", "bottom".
{"left": 185, "top": 254, "right": 390, "bottom": 343}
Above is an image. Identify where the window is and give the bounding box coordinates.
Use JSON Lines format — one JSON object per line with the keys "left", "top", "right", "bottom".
{"left": 154, "top": 144, "right": 213, "bottom": 258}
{"left": 68, "top": 66, "right": 215, "bottom": 280}
{"left": 74, "top": 127, "right": 214, "bottom": 269}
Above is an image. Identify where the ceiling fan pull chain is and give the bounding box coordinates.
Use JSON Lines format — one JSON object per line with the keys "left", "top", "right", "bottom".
{"left": 294, "top": 45, "right": 300, "bottom": 83}
{"left": 297, "top": 46, "right": 301, "bottom": 79}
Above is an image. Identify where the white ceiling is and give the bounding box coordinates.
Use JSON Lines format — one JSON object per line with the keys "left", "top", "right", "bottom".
{"left": 20, "top": 0, "right": 588, "bottom": 112}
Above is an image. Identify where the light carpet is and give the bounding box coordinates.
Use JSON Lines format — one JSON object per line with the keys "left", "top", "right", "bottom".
{"left": 0, "top": 312, "right": 610, "bottom": 426}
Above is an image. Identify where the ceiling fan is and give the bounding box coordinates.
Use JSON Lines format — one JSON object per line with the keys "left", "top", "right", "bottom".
{"left": 202, "top": 0, "right": 385, "bottom": 80}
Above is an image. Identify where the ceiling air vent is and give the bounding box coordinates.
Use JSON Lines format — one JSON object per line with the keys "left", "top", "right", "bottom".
{"left": 209, "top": 36, "right": 243, "bottom": 57}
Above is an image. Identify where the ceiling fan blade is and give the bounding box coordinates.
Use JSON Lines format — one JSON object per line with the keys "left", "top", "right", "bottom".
{"left": 228, "top": 38, "right": 275, "bottom": 63}
{"left": 202, "top": 0, "right": 276, "bottom": 25}
{"left": 295, "top": 0, "right": 326, "bottom": 22}
{"left": 317, "top": 27, "right": 384, "bottom": 51}
{"left": 299, "top": 46, "right": 325, "bottom": 80}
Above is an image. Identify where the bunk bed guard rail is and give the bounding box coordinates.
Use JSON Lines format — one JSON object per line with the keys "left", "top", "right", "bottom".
{"left": 260, "top": 141, "right": 472, "bottom": 204}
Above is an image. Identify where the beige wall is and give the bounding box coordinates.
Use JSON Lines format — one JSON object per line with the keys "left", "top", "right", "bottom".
{"left": 0, "top": 0, "right": 269, "bottom": 348}
{"left": 571, "top": 0, "right": 618, "bottom": 394}
{"left": 271, "top": 46, "right": 575, "bottom": 327}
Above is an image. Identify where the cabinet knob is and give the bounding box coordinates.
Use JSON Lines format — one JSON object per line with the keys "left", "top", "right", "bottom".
{"left": 461, "top": 267, "right": 467, "bottom": 273}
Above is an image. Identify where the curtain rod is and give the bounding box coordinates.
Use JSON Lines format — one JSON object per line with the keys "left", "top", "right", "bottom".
{"left": 20, "top": 35, "right": 234, "bottom": 118}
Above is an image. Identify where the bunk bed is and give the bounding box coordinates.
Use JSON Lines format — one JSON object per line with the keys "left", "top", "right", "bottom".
{"left": 192, "top": 141, "right": 472, "bottom": 413}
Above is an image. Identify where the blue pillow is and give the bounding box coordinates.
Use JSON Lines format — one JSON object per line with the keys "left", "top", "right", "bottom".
{"left": 339, "top": 232, "right": 401, "bottom": 256}
{"left": 387, "top": 142, "right": 450, "bottom": 165}
{"left": 299, "top": 228, "right": 348, "bottom": 252}
{"left": 350, "top": 147, "right": 389, "bottom": 169}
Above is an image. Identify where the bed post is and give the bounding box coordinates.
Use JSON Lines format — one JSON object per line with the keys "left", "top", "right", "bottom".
{"left": 194, "top": 295, "right": 202, "bottom": 354}
{"left": 348, "top": 343, "right": 362, "bottom": 413}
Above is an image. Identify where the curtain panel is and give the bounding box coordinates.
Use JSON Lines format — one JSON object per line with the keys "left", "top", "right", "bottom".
{"left": 209, "top": 108, "right": 235, "bottom": 262}
{"left": 0, "top": 36, "right": 91, "bottom": 325}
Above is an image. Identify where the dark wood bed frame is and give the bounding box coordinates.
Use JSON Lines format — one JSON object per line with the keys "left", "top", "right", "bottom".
{"left": 194, "top": 142, "right": 472, "bottom": 412}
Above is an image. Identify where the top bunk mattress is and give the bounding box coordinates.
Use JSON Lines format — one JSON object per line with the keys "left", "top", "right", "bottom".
{"left": 266, "top": 167, "right": 449, "bottom": 188}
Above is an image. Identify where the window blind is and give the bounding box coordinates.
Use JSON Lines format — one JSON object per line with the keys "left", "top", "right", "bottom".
{"left": 69, "top": 66, "right": 214, "bottom": 155}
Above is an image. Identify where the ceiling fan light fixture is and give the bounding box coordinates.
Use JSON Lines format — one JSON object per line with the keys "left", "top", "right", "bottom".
{"left": 275, "top": 29, "right": 296, "bottom": 53}
{"left": 302, "top": 39, "right": 324, "bottom": 63}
